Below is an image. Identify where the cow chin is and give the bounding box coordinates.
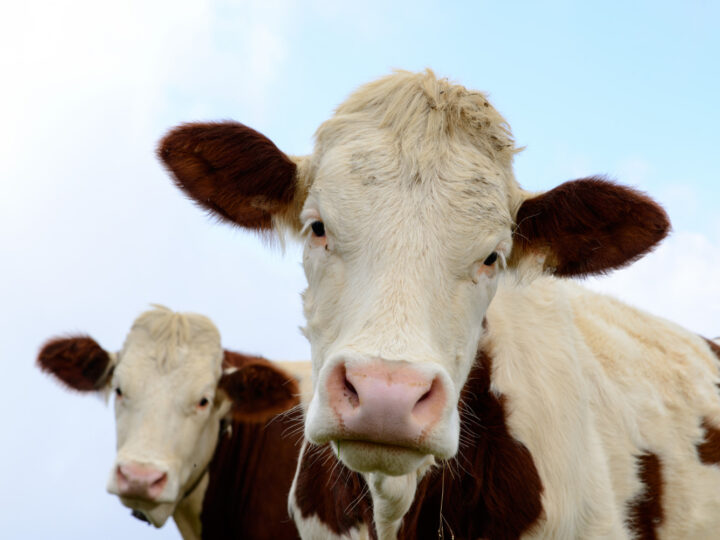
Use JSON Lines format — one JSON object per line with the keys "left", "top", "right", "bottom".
{"left": 118, "top": 497, "right": 176, "bottom": 528}
{"left": 332, "top": 440, "right": 431, "bottom": 477}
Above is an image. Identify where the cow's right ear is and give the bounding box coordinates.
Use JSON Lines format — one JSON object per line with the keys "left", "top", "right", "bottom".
{"left": 157, "top": 121, "right": 309, "bottom": 234}
{"left": 218, "top": 351, "right": 300, "bottom": 423}
{"left": 37, "top": 336, "right": 115, "bottom": 392}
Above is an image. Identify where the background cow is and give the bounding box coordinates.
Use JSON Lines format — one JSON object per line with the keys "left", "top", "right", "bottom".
{"left": 38, "top": 306, "right": 305, "bottom": 540}
{"left": 157, "top": 70, "right": 720, "bottom": 538}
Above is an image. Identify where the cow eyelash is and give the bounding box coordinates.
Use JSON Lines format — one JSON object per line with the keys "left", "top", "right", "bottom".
{"left": 311, "top": 221, "right": 325, "bottom": 237}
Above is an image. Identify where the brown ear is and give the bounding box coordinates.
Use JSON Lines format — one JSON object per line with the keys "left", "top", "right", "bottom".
{"left": 157, "top": 121, "right": 298, "bottom": 231}
{"left": 37, "top": 336, "right": 114, "bottom": 392}
{"left": 512, "top": 176, "right": 670, "bottom": 277}
{"left": 219, "top": 351, "right": 300, "bottom": 423}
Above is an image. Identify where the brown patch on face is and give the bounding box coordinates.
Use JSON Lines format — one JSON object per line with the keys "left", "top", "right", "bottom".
{"left": 512, "top": 176, "right": 670, "bottom": 277}
{"left": 37, "top": 336, "right": 113, "bottom": 391}
{"left": 293, "top": 443, "right": 376, "bottom": 538}
{"left": 157, "top": 121, "right": 297, "bottom": 231}
{"left": 399, "top": 348, "right": 544, "bottom": 540}
{"left": 201, "top": 406, "right": 303, "bottom": 539}
{"left": 697, "top": 418, "right": 720, "bottom": 466}
{"left": 219, "top": 351, "right": 300, "bottom": 423}
{"left": 627, "top": 452, "right": 664, "bottom": 540}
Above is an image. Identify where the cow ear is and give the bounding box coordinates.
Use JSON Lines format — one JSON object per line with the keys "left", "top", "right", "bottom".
{"left": 218, "top": 351, "right": 300, "bottom": 423}
{"left": 37, "top": 336, "right": 115, "bottom": 392}
{"left": 157, "top": 121, "right": 309, "bottom": 234}
{"left": 510, "top": 176, "right": 670, "bottom": 277}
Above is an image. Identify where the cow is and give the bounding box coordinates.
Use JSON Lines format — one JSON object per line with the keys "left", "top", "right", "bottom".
{"left": 288, "top": 282, "right": 720, "bottom": 539}
{"left": 37, "top": 306, "right": 305, "bottom": 540}
{"left": 157, "top": 69, "right": 720, "bottom": 538}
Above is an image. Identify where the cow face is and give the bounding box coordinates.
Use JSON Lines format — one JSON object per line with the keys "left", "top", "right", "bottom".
{"left": 37, "top": 307, "right": 298, "bottom": 527}
{"left": 159, "top": 70, "right": 669, "bottom": 477}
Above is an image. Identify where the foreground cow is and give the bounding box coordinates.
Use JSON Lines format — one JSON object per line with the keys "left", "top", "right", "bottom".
{"left": 38, "top": 306, "right": 303, "bottom": 540}
{"left": 288, "top": 281, "right": 720, "bottom": 539}
{"left": 158, "top": 70, "right": 720, "bottom": 538}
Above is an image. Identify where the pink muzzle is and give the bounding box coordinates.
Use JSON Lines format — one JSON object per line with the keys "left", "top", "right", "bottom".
{"left": 115, "top": 463, "right": 168, "bottom": 501}
{"left": 326, "top": 360, "right": 447, "bottom": 447}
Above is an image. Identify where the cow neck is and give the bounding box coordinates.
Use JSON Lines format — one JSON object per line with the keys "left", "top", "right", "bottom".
{"left": 398, "top": 319, "right": 544, "bottom": 540}
{"left": 199, "top": 409, "right": 303, "bottom": 539}
{"left": 293, "top": 441, "right": 377, "bottom": 539}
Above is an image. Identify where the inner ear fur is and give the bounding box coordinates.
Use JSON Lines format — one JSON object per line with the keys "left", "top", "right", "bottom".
{"left": 219, "top": 350, "right": 300, "bottom": 423}
{"left": 157, "top": 121, "right": 307, "bottom": 233}
{"left": 37, "top": 336, "right": 114, "bottom": 392}
{"left": 511, "top": 176, "right": 670, "bottom": 277}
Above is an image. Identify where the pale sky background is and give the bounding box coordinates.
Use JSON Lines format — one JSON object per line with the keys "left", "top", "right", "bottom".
{"left": 1, "top": 1, "right": 718, "bottom": 538}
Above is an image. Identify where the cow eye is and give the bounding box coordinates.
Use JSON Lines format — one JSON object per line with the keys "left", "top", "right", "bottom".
{"left": 115, "top": 387, "right": 123, "bottom": 398}
{"left": 198, "top": 397, "right": 209, "bottom": 408}
{"left": 483, "top": 252, "right": 498, "bottom": 266}
{"left": 311, "top": 221, "right": 325, "bottom": 237}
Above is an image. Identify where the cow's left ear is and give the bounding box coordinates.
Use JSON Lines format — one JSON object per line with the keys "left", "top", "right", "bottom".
{"left": 37, "top": 335, "right": 115, "bottom": 392}
{"left": 510, "top": 176, "right": 670, "bottom": 277}
{"left": 218, "top": 351, "right": 300, "bottom": 423}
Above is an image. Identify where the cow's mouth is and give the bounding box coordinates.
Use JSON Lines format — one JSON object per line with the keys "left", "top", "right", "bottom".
{"left": 331, "top": 439, "right": 430, "bottom": 476}
{"left": 118, "top": 497, "right": 175, "bottom": 528}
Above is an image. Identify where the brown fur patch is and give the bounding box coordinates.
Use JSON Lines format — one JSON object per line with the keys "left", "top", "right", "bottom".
{"left": 201, "top": 401, "right": 303, "bottom": 539}
{"left": 399, "top": 349, "right": 544, "bottom": 540}
{"left": 697, "top": 418, "right": 720, "bottom": 466}
{"left": 627, "top": 452, "right": 664, "bottom": 540}
{"left": 513, "top": 177, "right": 670, "bottom": 277}
{"left": 219, "top": 351, "right": 300, "bottom": 423}
{"left": 293, "top": 442, "right": 376, "bottom": 538}
{"left": 157, "top": 122, "right": 296, "bottom": 231}
{"left": 37, "top": 336, "right": 113, "bottom": 391}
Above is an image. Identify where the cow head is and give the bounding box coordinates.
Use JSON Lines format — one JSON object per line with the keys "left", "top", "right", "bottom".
{"left": 37, "top": 306, "right": 298, "bottom": 527}
{"left": 158, "top": 70, "right": 669, "bottom": 480}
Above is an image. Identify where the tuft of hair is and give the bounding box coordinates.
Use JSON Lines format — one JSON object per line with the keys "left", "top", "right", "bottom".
{"left": 37, "top": 335, "right": 113, "bottom": 392}
{"left": 125, "top": 304, "right": 221, "bottom": 369}
{"left": 316, "top": 69, "right": 519, "bottom": 170}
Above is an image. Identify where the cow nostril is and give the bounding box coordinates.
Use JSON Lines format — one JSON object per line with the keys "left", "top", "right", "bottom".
{"left": 116, "top": 466, "right": 128, "bottom": 486}
{"left": 343, "top": 368, "right": 360, "bottom": 407}
{"left": 412, "top": 377, "right": 442, "bottom": 418}
{"left": 417, "top": 388, "right": 432, "bottom": 403}
{"left": 151, "top": 473, "right": 167, "bottom": 488}
{"left": 345, "top": 379, "right": 358, "bottom": 396}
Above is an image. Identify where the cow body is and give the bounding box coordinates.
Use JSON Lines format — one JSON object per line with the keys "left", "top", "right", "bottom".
{"left": 157, "top": 70, "right": 719, "bottom": 538}
{"left": 38, "top": 306, "right": 304, "bottom": 540}
{"left": 289, "top": 277, "right": 720, "bottom": 539}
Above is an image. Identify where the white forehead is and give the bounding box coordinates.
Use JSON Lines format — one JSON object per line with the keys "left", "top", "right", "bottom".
{"left": 116, "top": 306, "right": 223, "bottom": 386}
{"left": 306, "top": 70, "right": 523, "bottom": 256}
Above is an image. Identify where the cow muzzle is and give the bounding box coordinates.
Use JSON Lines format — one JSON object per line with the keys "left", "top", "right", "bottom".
{"left": 115, "top": 462, "right": 168, "bottom": 500}
{"left": 307, "top": 356, "right": 458, "bottom": 475}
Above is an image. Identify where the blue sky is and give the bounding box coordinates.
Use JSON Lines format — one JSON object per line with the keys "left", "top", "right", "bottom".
{"left": 1, "top": 1, "right": 718, "bottom": 538}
